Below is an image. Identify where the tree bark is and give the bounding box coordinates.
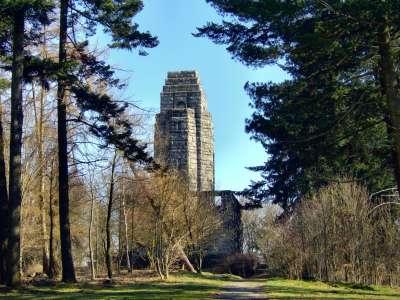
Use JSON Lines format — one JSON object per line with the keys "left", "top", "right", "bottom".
{"left": 38, "top": 27, "right": 50, "bottom": 276}
{"left": 105, "top": 150, "right": 117, "bottom": 280}
{"left": 57, "top": 0, "right": 76, "bottom": 283}
{"left": 130, "top": 199, "right": 135, "bottom": 272}
{"left": 177, "top": 245, "right": 196, "bottom": 273}
{"left": 6, "top": 9, "right": 25, "bottom": 287}
{"left": 33, "top": 79, "right": 50, "bottom": 276}
{"left": 48, "top": 159, "right": 56, "bottom": 278}
{"left": 0, "top": 97, "right": 9, "bottom": 284}
{"left": 95, "top": 207, "right": 99, "bottom": 275}
{"left": 117, "top": 197, "right": 122, "bottom": 274}
{"left": 121, "top": 184, "right": 132, "bottom": 273}
{"left": 88, "top": 176, "right": 96, "bottom": 280}
{"left": 378, "top": 21, "right": 400, "bottom": 195}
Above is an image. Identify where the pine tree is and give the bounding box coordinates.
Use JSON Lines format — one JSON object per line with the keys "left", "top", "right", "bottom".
{"left": 196, "top": 0, "right": 400, "bottom": 208}
{"left": 55, "top": 0, "right": 157, "bottom": 282}
{"left": 0, "top": 0, "right": 54, "bottom": 286}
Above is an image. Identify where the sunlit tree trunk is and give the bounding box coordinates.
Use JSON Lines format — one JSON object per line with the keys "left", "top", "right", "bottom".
{"left": 130, "top": 199, "right": 135, "bottom": 272}
{"left": 117, "top": 197, "right": 122, "bottom": 274}
{"left": 33, "top": 79, "right": 50, "bottom": 276}
{"left": 88, "top": 177, "right": 96, "bottom": 280}
{"left": 95, "top": 207, "right": 99, "bottom": 275}
{"left": 48, "top": 159, "right": 56, "bottom": 278}
{"left": 121, "top": 183, "right": 131, "bottom": 273}
{"left": 0, "top": 97, "right": 8, "bottom": 284}
{"left": 38, "top": 27, "right": 51, "bottom": 276}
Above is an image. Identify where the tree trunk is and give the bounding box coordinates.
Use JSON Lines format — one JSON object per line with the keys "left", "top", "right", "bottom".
{"left": 6, "top": 9, "right": 25, "bottom": 287}
{"left": 57, "top": 0, "right": 76, "bottom": 283}
{"left": 0, "top": 99, "right": 9, "bottom": 284}
{"left": 378, "top": 21, "right": 400, "bottom": 195}
{"left": 182, "top": 201, "right": 199, "bottom": 273}
{"left": 117, "top": 197, "right": 122, "bottom": 274}
{"left": 106, "top": 150, "right": 117, "bottom": 280}
{"left": 88, "top": 178, "right": 96, "bottom": 280}
{"left": 48, "top": 159, "right": 56, "bottom": 278}
{"left": 95, "top": 207, "right": 99, "bottom": 275}
{"left": 33, "top": 79, "right": 50, "bottom": 276}
{"left": 130, "top": 200, "right": 135, "bottom": 272}
{"left": 121, "top": 184, "right": 132, "bottom": 273}
{"left": 38, "top": 27, "right": 50, "bottom": 276}
{"left": 177, "top": 245, "right": 196, "bottom": 273}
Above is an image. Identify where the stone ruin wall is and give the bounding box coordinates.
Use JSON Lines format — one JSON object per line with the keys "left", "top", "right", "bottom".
{"left": 154, "top": 71, "right": 214, "bottom": 192}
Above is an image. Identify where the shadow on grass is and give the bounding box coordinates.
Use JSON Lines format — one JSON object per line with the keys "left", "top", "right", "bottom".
{"left": 0, "top": 275, "right": 225, "bottom": 300}
{"left": 330, "top": 282, "right": 374, "bottom": 291}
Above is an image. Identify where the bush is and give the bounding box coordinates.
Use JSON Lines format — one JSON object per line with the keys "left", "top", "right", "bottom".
{"left": 255, "top": 179, "right": 400, "bottom": 286}
{"left": 223, "top": 253, "right": 258, "bottom": 278}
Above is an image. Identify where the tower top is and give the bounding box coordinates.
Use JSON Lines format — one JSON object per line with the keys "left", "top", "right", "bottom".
{"left": 167, "top": 70, "right": 198, "bottom": 78}
{"left": 160, "top": 70, "right": 207, "bottom": 113}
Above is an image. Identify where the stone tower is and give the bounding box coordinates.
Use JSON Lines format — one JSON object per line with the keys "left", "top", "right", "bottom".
{"left": 154, "top": 71, "right": 214, "bottom": 191}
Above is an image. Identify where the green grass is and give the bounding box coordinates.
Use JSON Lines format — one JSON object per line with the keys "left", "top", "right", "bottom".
{"left": 2, "top": 273, "right": 400, "bottom": 299}
{"left": 265, "top": 278, "right": 400, "bottom": 299}
{"left": 0, "top": 272, "right": 239, "bottom": 300}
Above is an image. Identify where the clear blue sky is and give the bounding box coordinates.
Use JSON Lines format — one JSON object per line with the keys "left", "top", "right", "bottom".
{"left": 97, "top": 0, "right": 288, "bottom": 191}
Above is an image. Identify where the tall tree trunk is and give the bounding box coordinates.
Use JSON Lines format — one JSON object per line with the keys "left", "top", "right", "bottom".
{"left": 33, "top": 80, "right": 50, "bottom": 276}
{"left": 38, "top": 27, "right": 50, "bottom": 276}
{"left": 106, "top": 150, "right": 117, "bottom": 280}
{"left": 57, "top": 0, "right": 76, "bottom": 283}
{"left": 48, "top": 159, "right": 56, "bottom": 279}
{"left": 6, "top": 9, "right": 25, "bottom": 287}
{"left": 378, "top": 21, "right": 400, "bottom": 194}
{"left": 88, "top": 179, "right": 96, "bottom": 280}
{"left": 39, "top": 90, "right": 50, "bottom": 276}
{"left": 121, "top": 184, "right": 132, "bottom": 273}
{"left": 117, "top": 197, "right": 122, "bottom": 274}
{"left": 130, "top": 200, "right": 135, "bottom": 272}
{"left": 0, "top": 98, "right": 8, "bottom": 284}
{"left": 95, "top": 207, "right": 99, "bottom": 275}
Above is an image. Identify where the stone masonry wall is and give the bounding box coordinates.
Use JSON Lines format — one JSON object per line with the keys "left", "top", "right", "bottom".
{"left": 154, "top": 71, "right": 214, "bottom": 192}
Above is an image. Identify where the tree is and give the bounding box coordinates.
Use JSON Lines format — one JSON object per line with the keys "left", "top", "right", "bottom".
{"left": 0, "top": 0, "right": 156, "bottom": 283}
{"left": 141, "top": 170, "right": 189, "bottom": 279}
{"left": 182, "top": 191, "right": 221, "bottom": 272}
{"left": 88, "top": 169, "right": 97, "bottom": 280}
{"left": 0, "top": 78, "right": 9, "bottom": 284}
{"left": 6, "top": 6, "right": 25, "bottom": 287}
{"left": 0, "top": 0, "right": 54, "bottom": 286}
{"left": 56, "top": 0, "right": 75, "bottom": 283}
{"left": 140, "top": 170, "right": 220, "bottom": 279}
{"left": 196, "top": 0, "right": 400, "bottom": 208}
{"left": 120, "top": 174, "right": 132, "bottom": 273}
{"left": 55, "top": 0, "right": 158, "bottom": 282}
{"left": 105, "top": 149, "right": 117, "bottom": 281}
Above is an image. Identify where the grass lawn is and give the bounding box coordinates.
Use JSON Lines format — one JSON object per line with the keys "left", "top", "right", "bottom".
{"left": 0, "top": 272, "right": 238, "bottom": 300}
{"left": 2, "top": 273, "right": 400, "bottom": 299}
{"left": 265, "top": 278, "right": 400, "bottom": 299}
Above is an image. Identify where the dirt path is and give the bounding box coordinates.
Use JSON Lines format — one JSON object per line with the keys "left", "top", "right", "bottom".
{"left": 213, "top": 281, "right": 267, "bottom": 299}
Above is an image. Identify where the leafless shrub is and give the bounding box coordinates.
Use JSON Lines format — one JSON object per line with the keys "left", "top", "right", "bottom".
{"left": 256, "top": 179, "right": 400, "bottom": 286}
